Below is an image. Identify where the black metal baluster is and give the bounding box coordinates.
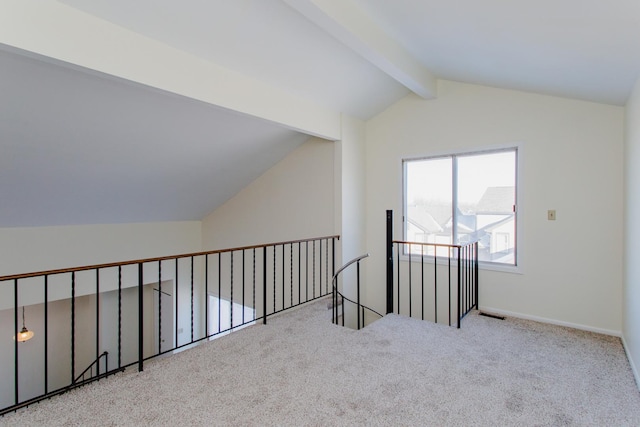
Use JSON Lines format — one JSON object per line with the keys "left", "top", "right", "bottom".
{"left": 421, "top": 245, "right": 424, "bottom": 321}
{"left": 118, "top": 266, "right": 122, "bottom": 368}
{"left": 71, "top": 271, "right": 76, "bottom": 382}
{"left": 13, "top": 279, "right": 18, "bottom": 405}
{"left": 281, "top": 244, "right": 285, "bottom": 310}
{"left": 263, "top": 247, "right": 267, "bottom": 324}
{"left": 298, "top": 242, "right": 301, "bottom": 305}
{"left": 190, "top": 256, "right": 194, "bottom": 342}
{"left": 397, "top": 243, "right": 400, "bottom": 314}
{"left": 448, "top": 249, "right": 452, "bottom": 327}
{"left": 332, "top": 237, "right": 335, "bottom": 277}
{"left": 44, "top": 275, "right": 49, "bottom": 393}
{"left": 465, "top": 246, "right": 472, "bottom": 314}
{"left": 96, "top": 268, "right": 100, "bottom": 375}
{"left": 253, "top": 248, "right": 256, "bottom": 321}
{"left": 138, "top": 264, "right": 144, "bottom": 371}
{"left": 475, "top": 242, "right": 479, "bottom": 310}
{"left": 313, "top": 240, "right": 316, "bottom": 298}
{"left": 325, "top": 238, "right": 329, "bottom": 295}
{"left": 468, "top": 246, "right": 472, "bottom": 312}
{"left": 273, "top": 246, "right": 276, "bottom": 313}
{"left": 434, "top": 245, "right": 438, "bottom": 324}
{"left": 306, "top": 241, "right": 309, "bottom": 302}
{"left": 319, "top": 240, "right": 322, "bottom": 297}
{"left": 357, "top": 261, "right": 361, "bottom": 330}
{"left": 230, "top": 251, "right": 234, "bottom": 330}
{"left": 205, "top": 255, "right": 208, "bottom": 338}
{"left": 175, "top": 259, "right": 179, "bottom": 344}
{"left": 218, "top": 253, "right": 222, "bottom": 333}
{"left": 457, "top": 247, "right": 461, "bottom": 329}
{"left": 242, "top": 250, "right": 246, "bottom": 325}
{"left": 408, "top": 243, "right": 412, "bottom": 318}
{"left": 465, "top": 246, "right": 469, "bottom": 314}
{"left": 290, "top": 243, "right": 293, "bottom": 308}
{"left": 158, "top": 261, "right": 162, "bottom": 354}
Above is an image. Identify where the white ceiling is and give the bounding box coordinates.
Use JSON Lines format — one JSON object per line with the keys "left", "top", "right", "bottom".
{"left": 58, "top": 0, "right": 410, "bottom": 119}
{"left": 354, "top": 0, "right": 640, "bottom": 105}
{"left": 2, "top": 0, "right": 640, "bottom": 228}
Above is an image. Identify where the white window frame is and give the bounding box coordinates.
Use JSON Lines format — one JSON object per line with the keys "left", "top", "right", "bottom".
{"left": 402, "top": 146, "right": 521, "bottom": 272}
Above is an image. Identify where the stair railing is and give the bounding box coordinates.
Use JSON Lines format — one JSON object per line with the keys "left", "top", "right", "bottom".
{"left": 73, "top": 351, "right": 114, "bottom": 385}
{"left": 332, "top": 254, "right": 383, "bottom": 330}
{"left": 0, "top": 234, "right": 339, "bottom": 416}
{"left": 385, "top": 210, "right": 479, "bottom": 328}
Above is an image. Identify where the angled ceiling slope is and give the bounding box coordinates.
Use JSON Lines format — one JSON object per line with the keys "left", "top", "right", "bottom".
{"left": 58, "top": 0, "right": 412, "bottom": 120}
{"left": 0, "top": 47, "right": 310, "bottom": 227}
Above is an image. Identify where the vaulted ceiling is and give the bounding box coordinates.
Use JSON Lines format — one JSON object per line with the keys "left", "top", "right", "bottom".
{"left": 2, "top": 0, "right": 639, "bottom": 227}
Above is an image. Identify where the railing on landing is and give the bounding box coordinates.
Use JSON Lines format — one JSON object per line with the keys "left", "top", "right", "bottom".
{"left": 0, "top": 235, "right": 339, "bottom": 416}
{"left": 73, "top": 351, "right": 112, "bottom": 385}
{"left": 331, "top": 254, "right": 383, "bottom": 330}
{"left": 386, "top": 210, "right": 479, "bottom": 328}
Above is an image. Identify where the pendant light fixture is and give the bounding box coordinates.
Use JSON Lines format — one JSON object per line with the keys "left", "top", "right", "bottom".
{"left": 15, "top": 306, "right": 34, "bottom": 342}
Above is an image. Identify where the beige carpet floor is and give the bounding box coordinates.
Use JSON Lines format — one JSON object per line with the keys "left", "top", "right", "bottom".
{"left": 2, "top": 297, "right": 639, "bottom": 426}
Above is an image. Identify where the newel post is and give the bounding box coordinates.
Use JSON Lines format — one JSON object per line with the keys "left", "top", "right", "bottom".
{"left": 386, "top": 210, "right": 394, "bottom": 314}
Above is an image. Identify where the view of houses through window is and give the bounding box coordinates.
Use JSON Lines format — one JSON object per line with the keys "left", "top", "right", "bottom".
{"left": 404, "top": 148, "right": 517, "bottom": 265}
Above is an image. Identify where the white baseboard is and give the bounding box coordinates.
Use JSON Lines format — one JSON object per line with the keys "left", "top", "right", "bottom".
{"left": 478, "top": 306, "right": 621, "bottom": 337}
{"left": 621, "top": 335, "right": 640, "bottom": 391}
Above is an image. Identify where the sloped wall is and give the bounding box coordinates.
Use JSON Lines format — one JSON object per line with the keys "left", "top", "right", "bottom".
{"left": 202, "top": 138, "right": 335, "bottom": 250}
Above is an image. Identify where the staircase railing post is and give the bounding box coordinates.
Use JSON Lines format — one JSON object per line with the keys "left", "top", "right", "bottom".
{"left": 386, "top": 210, "right": 394, "bottom": 314}
{"left": 138, "top": 263, "right": 144, "bottom": 372}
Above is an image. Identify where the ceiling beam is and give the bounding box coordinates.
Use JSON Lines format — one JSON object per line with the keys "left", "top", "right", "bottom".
{"left": 0, "top": 0, "right": 341, "bottom": 140}
{"left": 284, "top": 0, "right": 437, "bottom": 99}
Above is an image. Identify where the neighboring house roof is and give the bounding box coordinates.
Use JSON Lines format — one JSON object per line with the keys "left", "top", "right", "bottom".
{"left": 407, "top": 205, "right": 444, "bottom": 233}
{"left": 443, "top": 208, "right": 477, "bottom": 233}
{"left": 476, "top": 186, "right": 515, "bottom": 215}
{"left": 483, "top": 215, "right": 515, "bottom": 232}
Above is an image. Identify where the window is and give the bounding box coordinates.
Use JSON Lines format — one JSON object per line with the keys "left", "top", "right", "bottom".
{"left": 404, "top": 148, "right": 517, "bottom": 266}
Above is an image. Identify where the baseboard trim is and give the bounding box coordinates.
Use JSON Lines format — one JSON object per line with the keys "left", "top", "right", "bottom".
{"left": 478, "top": 306, "right": 621, "bottom": 337}
{"left": 621, "top": 335, "right": 640, "bottom": 391}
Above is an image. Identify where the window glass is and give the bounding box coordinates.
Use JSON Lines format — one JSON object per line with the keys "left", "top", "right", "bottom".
{"left": 404, "top": 148, "right": 517, "bottom": 265}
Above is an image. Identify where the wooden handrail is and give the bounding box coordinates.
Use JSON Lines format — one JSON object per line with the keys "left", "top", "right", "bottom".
{"left": 0, "top": 235, "right": 340, "bottom": 282}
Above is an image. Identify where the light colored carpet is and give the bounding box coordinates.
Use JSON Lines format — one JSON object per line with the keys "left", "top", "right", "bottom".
{"left": 2, "top": 298, "right": 639, "bottom": 426}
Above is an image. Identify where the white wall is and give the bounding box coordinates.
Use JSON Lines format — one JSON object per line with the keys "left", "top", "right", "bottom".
{"left": 0, "top": 221, "right": 202, "bottom": 309}
{"left": 339, "top": 115, "right": 367, "bottom": 261}
{"left": 0, "top": 221, "right": 202, "bottom": 277}
{"left": 624, "top": 76, "right": 640, "bottom": 383}
{"left": 335, "top": 116, "right": 369, "bottom": 327}
{"left": 202, "top": 138, "right": 336, "bottom": 250}
{"left": 365, "top": 80, "right": 624, "bottom": 334}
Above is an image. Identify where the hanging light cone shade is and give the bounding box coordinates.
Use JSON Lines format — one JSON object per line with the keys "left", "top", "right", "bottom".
{"left": 16, "top": 326, "right": 34, "bottom": 342}
{"left": 14, "top": 306, "right": 35, "bottom": 342}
